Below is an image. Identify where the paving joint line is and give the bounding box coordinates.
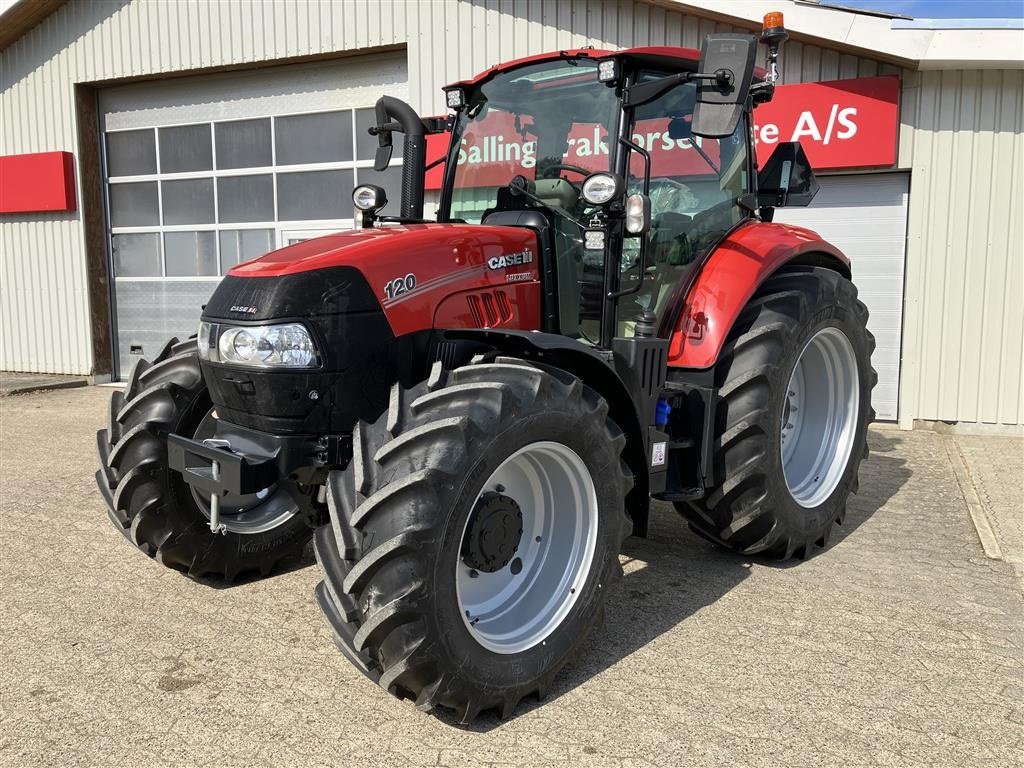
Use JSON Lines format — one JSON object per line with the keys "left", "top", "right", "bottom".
{"left": 943, "top": 435, "right": 1003, "bottom": 562}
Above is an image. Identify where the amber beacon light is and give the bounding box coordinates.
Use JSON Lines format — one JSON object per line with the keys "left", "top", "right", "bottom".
{"left": 762, "top": 11, "right": 785, "bottom": 36}
{"left": 761, "top": 11, "right": 789, "bottom": 85}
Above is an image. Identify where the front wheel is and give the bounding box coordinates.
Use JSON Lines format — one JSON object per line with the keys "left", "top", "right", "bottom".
{"left": 676, "top": 267, "right": 876, "bottom": 559}
{"left": 95, "top": 337, "right": 317, "bottom": 580}
{"left": 314, "top": 357, "right": 632, "bottom": 722}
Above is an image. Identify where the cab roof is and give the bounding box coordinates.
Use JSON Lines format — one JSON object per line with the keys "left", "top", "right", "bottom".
{"left": 446, "top": 46, "right": 711, "bottom": 90}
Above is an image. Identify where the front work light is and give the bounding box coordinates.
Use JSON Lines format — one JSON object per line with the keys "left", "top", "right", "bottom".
{"left": 198, "top": 321, "right": 320, "bottom": 368}
{"left": 597, "top": 58, "right": 619, "bottom": 84}
{"left": 583, "top": 229, "right": 606, "bottom": 251}
{"left": 445, "top": 88, "right": 466, "bottom": 109}
{"left": 353, "top": 184, "right": 387, "bottom": 212}
{"left": 625, "top": 193, "right": 651, "bottom": 235}
{"left": 581, "top": 172, "right": 624, "bottom": 206}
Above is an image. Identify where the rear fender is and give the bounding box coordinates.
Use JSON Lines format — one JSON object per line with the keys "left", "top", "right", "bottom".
{"left": 667, "top": 221, "right": 850, "bottom": 370}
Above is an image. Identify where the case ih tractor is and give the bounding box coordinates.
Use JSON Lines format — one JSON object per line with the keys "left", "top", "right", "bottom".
{"left": 96, "top": 15, "right": 874, "bottom": 722}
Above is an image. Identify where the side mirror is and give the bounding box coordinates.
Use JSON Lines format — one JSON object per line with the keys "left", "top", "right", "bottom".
{"left": 757, "top": 142, "right": 819, "bottom": 208}
{"left": 371, "top": 99, "right": 394, "bottom": 172}
{"left": 691, "top": 33, "right": 757, "bottom": 139}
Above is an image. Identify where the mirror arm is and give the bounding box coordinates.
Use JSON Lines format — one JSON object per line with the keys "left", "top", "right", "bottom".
{"left": 623, "top": 72, "right": 691, "bottom": 108}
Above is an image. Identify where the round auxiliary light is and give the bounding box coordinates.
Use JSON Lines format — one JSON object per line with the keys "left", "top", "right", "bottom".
{"left": 353, "top": 184, "right": 387, "bottom": 212}
{"left": 581, "top": 172, "right": 623, "bottom": 206}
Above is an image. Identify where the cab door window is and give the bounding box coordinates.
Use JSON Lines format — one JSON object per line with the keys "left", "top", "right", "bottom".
{"left": 619, "top": 77, "right": 750, "bottom": 335}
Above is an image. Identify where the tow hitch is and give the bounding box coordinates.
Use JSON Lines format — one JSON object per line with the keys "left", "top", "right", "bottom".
{"left": 167, "top": 433, "right": 281, "bottom": 533}
{"left": 167, "top": 424, "right": 352, "bottom": 534}
{"left": 201, "top": 438, "right": 230, "bottom": 534}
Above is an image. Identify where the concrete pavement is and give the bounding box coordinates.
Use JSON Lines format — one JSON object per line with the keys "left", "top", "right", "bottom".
{"left": 1, "top": 386, "right": 1021, "bottom": 767}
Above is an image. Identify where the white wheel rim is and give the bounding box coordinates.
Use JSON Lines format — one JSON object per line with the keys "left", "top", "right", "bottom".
{"left": 781, "top": 326, "right": 860, "bottom": 508}
{"left": 456, "top": 441, "right": 599, "bottom": 654}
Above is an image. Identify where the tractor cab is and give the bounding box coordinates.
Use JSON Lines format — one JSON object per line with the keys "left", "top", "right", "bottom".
{"left": 356, "top": 24, "right": 802, "bottom": 353}
{"left": 442, "top": 49, "right": 752, "bottom": 345}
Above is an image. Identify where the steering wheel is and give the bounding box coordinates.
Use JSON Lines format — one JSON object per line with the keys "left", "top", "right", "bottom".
{"left": 538, "top": 162, "right": 592, "bottom": 180}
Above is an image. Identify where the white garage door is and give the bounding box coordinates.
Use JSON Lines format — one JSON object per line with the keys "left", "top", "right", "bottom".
{"left": 774, "top": 173, "right": 908, "bottom": 421}
{"left": 99, "top": 53, "right": 408, "bottom": 378}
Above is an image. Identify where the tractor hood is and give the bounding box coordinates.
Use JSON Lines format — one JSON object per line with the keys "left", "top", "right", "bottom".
{"left": 231, "top": 223, "right": 536, "bottom": 278}
{"left": 218, "top": 223, "right": 541, "bottom": 336}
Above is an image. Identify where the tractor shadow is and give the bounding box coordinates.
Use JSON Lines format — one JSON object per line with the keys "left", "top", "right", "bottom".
{"left": 442, "top": 428, "right": 912, "bottom": 731}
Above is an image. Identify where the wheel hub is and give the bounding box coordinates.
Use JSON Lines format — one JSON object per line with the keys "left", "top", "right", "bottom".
{"left": 455, "top": 441, "right": 599, "bottom": 654}
{"left": 461, "top": 491, "right": 523, "bottom": 573}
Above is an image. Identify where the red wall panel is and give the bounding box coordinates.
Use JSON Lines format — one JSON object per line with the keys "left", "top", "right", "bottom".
{"left": 0, "top": 151, "right": 77, "bottom": 213}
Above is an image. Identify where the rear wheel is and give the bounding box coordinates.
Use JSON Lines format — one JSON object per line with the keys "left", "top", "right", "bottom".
{"left": 95, "top": 337, "right": 316, "bottom": 580}
{"left": 675, "top": 267, "right": 876, "bottom": 559}
{"left": 314, "top": 357, "right": 632, "bottom": 722}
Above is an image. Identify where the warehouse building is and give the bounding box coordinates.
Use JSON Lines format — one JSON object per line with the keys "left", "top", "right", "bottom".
{"left": 1, "top": 0, "right": 1021, "bottom": 429}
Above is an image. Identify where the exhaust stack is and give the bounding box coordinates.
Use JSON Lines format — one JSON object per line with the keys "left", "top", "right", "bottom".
{"left": 369, "top": 96, "right": 427, "bottom": 220}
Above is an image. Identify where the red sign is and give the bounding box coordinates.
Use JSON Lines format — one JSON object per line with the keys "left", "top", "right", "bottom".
{"left": 423, "top": 74, "right": 900, "bottom": 190}
{"left": 754, "top": 75, "right": 900, "bottom": 170}
{"left": 425, "top": 115, "right": 724, "bottom": 191}
{"left": 0, "top": 151, "right": 76, "bottom": 213}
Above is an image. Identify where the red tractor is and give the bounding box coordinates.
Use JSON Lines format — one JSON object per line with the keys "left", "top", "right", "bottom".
{"left": 97, "top": 15, "right": 874, "bottom": 722}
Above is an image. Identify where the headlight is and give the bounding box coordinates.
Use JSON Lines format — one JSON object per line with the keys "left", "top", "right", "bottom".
{"left": 197, "top": 321, "right": 319, "bottom": 368}
{"left": 581, "top": 172, "right": 623, "bottom": 206}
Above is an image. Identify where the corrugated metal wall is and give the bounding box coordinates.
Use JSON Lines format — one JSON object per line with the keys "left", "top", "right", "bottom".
{"left": 899, "top": 69, "right": 1024, "bottom": 427}
{"left": 1, "top": 0, "right": 1021, "bottom": 425}
{"left": 0, "top": 0, "right": 409, "bottom": 375}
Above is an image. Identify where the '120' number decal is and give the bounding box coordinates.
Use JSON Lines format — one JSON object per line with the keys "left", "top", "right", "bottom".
{"left": 384, "top": 273, "right": 417, "bottom": 301}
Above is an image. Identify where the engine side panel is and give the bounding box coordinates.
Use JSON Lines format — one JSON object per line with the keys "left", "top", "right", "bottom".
{"left": 667, "top": 220, "right": 850, "bottom": 370}
{"left": 230, "top": 224, "right": 542, "bottom": 336}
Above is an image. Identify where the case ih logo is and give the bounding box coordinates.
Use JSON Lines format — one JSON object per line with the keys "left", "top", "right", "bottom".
{"left": 488, "top": 249, "right": 534, "bottom": 270}
{"left": 229, "top": 305, "right": 259, "bottom": 315}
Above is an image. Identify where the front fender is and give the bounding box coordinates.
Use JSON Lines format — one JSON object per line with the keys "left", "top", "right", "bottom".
{"left": 667, "top": 220, "right": 850, "bottom": 369}
{"left": 441, "top": 329, "right": 651, "bottom": 536}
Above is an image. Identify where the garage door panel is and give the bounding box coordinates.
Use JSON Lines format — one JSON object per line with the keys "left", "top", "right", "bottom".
{"left": 114, "top": 281, "right": 218, "bottom": 375}
{"left": 775, "top": 173, "right": 909, "bottom": 421}
{"left": 866, "top": 322, "right": 902, "bottom": 352}
{"left": 850, "top": 277, "right": 905, "bottom": 302}
{"left": 102, "top": 54, "right": 408, "bottom": 378}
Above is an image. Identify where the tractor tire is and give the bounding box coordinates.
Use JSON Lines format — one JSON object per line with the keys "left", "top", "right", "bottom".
{"left": 314, "top": 357, "right": 632, "bottom": 723}
{"left": 676, "top": 266, "right": 876, "bottom": 559}
{"left": 95, "top": 337, "right": 316, "bottom": 580}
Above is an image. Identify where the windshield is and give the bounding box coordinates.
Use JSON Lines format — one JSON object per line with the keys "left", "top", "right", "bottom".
{"left": 447, "top": 59, "right": 621, "bottom": 223}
